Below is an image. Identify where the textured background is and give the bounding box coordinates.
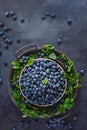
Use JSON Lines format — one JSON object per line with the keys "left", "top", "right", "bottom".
{"left": 0, "top": 0, "right": 87, "bottom": 130}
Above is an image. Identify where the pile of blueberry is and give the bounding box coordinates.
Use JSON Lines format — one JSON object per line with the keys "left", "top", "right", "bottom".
{"left": 20, "top": 59, "right": 66, "bottom": 106}
{"left": 45, "top": 118, "right": 73, "bottom": 129}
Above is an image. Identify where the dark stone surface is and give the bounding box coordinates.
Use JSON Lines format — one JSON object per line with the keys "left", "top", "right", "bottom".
{"left": 0, "top": 0, "right": 87, "bottom": 130}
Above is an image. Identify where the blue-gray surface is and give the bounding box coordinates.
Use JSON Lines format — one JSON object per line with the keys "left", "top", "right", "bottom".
{"left": 0, "top": 0, "right": 87, "bottom": 130}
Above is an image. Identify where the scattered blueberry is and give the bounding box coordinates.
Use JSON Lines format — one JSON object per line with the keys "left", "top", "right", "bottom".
{"left": 7, "top": 38, "right": 12, "bottom": 44}
{"left": 5, "top": 11, "right": 10, "bottom": 17}
{"left": 8, "top": 27, "right": 12, "bottom": 31}
{"left": 4, "top": 44, "right": 8, "bottom": 49}
{"left": 41, "top": 15, "right": 45, "bottom": 20}
{"left": 4, "top": 26, "right": 8, "bottom": 32}
{"left": 2, "top": 35, "right": 6, "bottom": 40}
{"left": 0, "top": 78, "right": 3, "bottom": 84}
{"left": 51, "top": 13, "right": 56, "bottom": 19}
{"left": 0, "top": 51, "right": 2, "bottom": 56}
{"left": 57, "top": 38, "right": 62, "bottom": 44}
{"left": 4, "top": 62, "right": 8, "bottom": 66}
{"left": 20, "top": 18, "right": 24, "bottom": 23}
{"left": 80, "top": 69, "right": 84, "bottom": 75}
{"left": 0, "top": 31, "right": 4, "bottom": 37}
{"left": 73, "top": 116, "right": 77, "bottom": 121}
{"left": 45, "top": 12, "right": 50, "bottom": 16}
{"left": 10, "top": 10, "right": 15, "bottom": 16}
{"left": 67, "top": 18, "right": 72, "bottom": 25}
{"left": 19, "top": 121, "right": 24, "bottom": 126}
{"left": 4, "top": 38, "right": 9, "bottom": 43}
{"left": 12, "top": 127, "right": 16, "bottom": 130}
{"left": 0, "top": 22, "right": 4, "bottom": 27}
{"left": 12, "top": 15, "right": 17, "bottom": 20}
{"left": 16, "top": 38, "right": 21, "bottom": 43}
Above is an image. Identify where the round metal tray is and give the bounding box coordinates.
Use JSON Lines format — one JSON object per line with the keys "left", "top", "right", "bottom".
{"left": 7, "top": 43, "right": 78, "bottom": 119}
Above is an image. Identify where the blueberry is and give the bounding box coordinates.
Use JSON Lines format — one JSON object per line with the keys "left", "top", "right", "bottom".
{"left": 12, "top": 127, "right": 16, "bottom": 130}
{"left": 80, "top": 69, "right": 84, "bottom": 75}
{"left": 0, "top": 78, "right": 3, "bottom": 84}
{"left": 5, "top": 11, "right": 10, "bottom": 17}
{"left": 41, "top": 15, "right": 45, "bottom": 20}
{"left": 7, "top": 38, "right": 12, "bottom": 44}
{"left": 8, "top": 27, "right": 12, "bottom": 31}
{"left": 12, "top": 15, "right": 17, "bottom": 20}
{"left": 10, "top": 10, "right": 15, "bottom": 16}
{"left": 11, "top": 82, "right": 15, "bottom": 88}
{"left": 4, "top": 62, "right": 8, "bottom": 66}
{"left": 0, "top": 31, "right": 4, "bottom": 37}
{"left": 4, "top": 38, "right": 9, "bottom": 43}
{"left": 52, "top": 123, "right": 57, "bottom": 127}
{"left": 67, "top": 18, "right": 72, "bottom": 25}
{"left": 57, "top": 38, "right": 62, "bottom": 44}
{"left": 73, "top": 116, "right": 77, "bottom": 121}
{"left": 4, "top": 26, "right": 8, "bottom": 32}
{"left": 20, "top": 18, "right": 24, "bottom": 23}
{"left": 51, "top": 13, "right": 56, "bottom": 19}
{"left": 16, "top": 38, "right": 21, "bottom": 43}
{"left": 0, "top": 22, "right": 4, "bottom": 27}
{"left": 2, "top": 35, "right": 6, "bottom": 40}
{"left": 67, "top": 123, "right": 72, "bottom": 129}
{"left": 45, "top": 12, "right": 50, "bottom": 16}
{"left": 0, "top": 51, "right": 2, "bottom": 56}
{"left": 4, "top": 44, "right": 8, "bottom": 49}
{"left": 19, "top": 121, "right": 24, "bottom": 126}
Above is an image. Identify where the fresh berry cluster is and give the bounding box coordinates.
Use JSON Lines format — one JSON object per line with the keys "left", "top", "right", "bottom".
{"left": 20, "top": 59, "right": 66, "bottom": 106}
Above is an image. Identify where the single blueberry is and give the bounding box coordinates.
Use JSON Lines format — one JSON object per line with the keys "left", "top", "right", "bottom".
{"left": 51, "top": 13, "right": 56, "bottom": 19}
{"left": 41, "top": 15, "right": 45, "bottom": 20}
{"left": 45, "top": 12, "right": 50, "bottom": 16}
{"left": 8, "top": 27, "right": 12, "bottom": 31}
{"left": 12, "top": 127, "right": 16, "bottom": 130}
{"left": 67, "top": 18, "right": 72, "bottom": 25}
{"left": 57, "top": 38, "right": 62, "bottom": 44}
{"left": 80, "top": 69, "right": 84, "bottom": 75}
{"left": 2, "top": 35, "right": 6, "bottom": 40}
{"left": 12, "top": 15, "right": 17, "bottom": 20}
{"left": 16, "top": 38, "right": 21, "bottom": 43}
{"left": 0, "top": 22, "right": 4, "bottom": 27}
{"left": 4, "top": 38, "right": 9, "bottom": 43}
{"left": 8, "top": 38, "right": 12, "bottom": 44}
{"left": 4, "top": 62, "right": 8, "bottom": 66}
{"left": 0, "top": 78, "right": 3, "bottom": 84}
{"left": 0, "top": 51, "right": 2, "bottom": 56}
{"left": 20, "top": 18, "right": 24, "bottom": 23}
{"left": 4, "top": 26, "right": 8, "bottom": 32}
{"left": 4, "top": 44, "right": 8, "bottom": 49}
{"left": 10, "top": 10, "right": 15, "bottom": 16}
{"left": 0, "top": 31, "right": 4, "bottom": 37}
{"left": 5, "top": 11, "right": 10, "bottom": 17}
{"left": 73, "top": 116, "right": 77, "bottom": 121}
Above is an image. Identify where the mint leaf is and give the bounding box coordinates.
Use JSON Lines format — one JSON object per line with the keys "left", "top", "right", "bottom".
{"left": 44, "top": 44, "right": 54, "bottom": 50}
{"left": 49, "top": 52, "right": 57, "bottom": 60}
{"left": 11, "top": 61, "right": 20, "bottom": 70}
{"left": 27, "top": 58, "right": 34, "bottom": 66}
{"left": 42, "top": 78, "right": 48, "bottom": 85}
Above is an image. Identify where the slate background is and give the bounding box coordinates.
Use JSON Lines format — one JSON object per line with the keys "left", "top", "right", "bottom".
{"left": 0, "top": 0, "right": 87, "bottom": 130}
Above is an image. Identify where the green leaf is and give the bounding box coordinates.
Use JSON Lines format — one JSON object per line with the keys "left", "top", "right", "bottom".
{"left": 27, "top": 58, "right": 34, "bottom": 66}
{"left": 44, "top": 44, "right": 54, "bottom": 50}
{"left": 42, "top": 78, "right": 48, "bottom": 85}
{"left": 49, "top": 52, "right": 57, "bottom": 60}
{"left": 67, "top": 60, "right": 74, "bottom": 72}
{"left": 19, "top": 59, "right": 24, "bottom": 63}
{"left": 11, "top": 61, "right": 21, "bottom": 70}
